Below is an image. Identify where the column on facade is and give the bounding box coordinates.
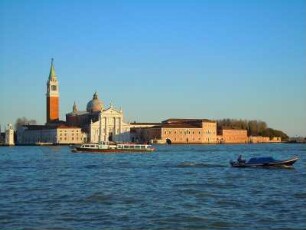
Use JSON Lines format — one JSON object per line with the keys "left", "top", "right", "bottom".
{"left": 104, "top": 117, "right": 108, "bottom": 141}
{"left": 119, "top": 117, "right": 122, "bottom": 134}
{"left": 113, "top": 117, "right": 116, "bottom": 135}
{"left": 99, "top": 112, "right": 102, "bottom": 143}
{"left": 117, "top": 117, "right": 120, "bottom": 134}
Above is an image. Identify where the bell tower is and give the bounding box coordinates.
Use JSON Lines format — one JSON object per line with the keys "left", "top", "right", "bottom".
{"left": 46, "top": 58, "right": 59, "bottom": 124}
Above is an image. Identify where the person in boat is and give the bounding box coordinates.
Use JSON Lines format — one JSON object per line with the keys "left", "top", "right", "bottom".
{"left": 237, "top": 155, "right": 246, "bottom": 164}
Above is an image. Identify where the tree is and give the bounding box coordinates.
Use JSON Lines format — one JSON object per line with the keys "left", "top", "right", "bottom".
{"left": 15, "top": 117, "right": 37, "bottom": 130}
{"left": 217, "top": 118, "right": 287, "bottom": 140}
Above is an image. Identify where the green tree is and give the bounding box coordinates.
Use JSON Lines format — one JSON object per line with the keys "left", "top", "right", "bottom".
{"left": 15, "top": 117, "right": 37, "bottom": 130}
{"left": 217, "top": 118, "right": 287, "bottom": 140}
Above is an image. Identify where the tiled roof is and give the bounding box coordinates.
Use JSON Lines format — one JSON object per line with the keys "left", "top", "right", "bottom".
{"left": 163, "top": 118, "right": 215, "bottom": 124}
{"left": 131, "top": 122, "right": 162, "bottom": 125}
{"left": 66, "top": 111, "right": 89, "bottom": 116}
{"left": 162, "top": 124, "right": 201, "bottom": 128}
{"left": 24, "top": 124, "right": 80, "bottom": 130}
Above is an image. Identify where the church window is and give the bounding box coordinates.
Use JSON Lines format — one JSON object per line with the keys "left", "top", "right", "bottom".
{"left": 51, "top": 85, "right": 57, "bottom": 91}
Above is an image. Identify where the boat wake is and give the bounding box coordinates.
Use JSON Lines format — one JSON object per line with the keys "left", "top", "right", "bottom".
{"left": 177, "top": 162, "right": 225, "bottom": 168}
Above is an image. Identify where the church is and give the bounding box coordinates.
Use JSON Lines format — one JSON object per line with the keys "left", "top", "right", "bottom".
{"left": 66, "top": 92, "right": 130, "bottom": 143}
{"left": 17, "top": 59, "right": 130, "bottom": 144}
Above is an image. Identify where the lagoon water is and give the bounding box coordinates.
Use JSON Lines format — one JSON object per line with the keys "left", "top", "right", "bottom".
{"left": 0, "top": 144, "right": 305, "bottom": 229}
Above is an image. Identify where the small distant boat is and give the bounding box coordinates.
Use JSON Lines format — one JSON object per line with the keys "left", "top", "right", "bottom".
{"left": 230, "top": 156, "right": 298, "bottom": 168}
{"left": 71, "top": 141, "right": 155, "bottom": 153}
{"left": 35, "top": 141, "right": 53, "bottom": 146}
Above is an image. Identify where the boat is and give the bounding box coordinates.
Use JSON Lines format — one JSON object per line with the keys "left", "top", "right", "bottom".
{"left": 72, "top": 141, "right": 155, "bottom": 153}
{"left": 35, "top": 141, "right": 53, "bottom": 146}
{"left": 230, "top": 156, "right": 298, "bottom": 168}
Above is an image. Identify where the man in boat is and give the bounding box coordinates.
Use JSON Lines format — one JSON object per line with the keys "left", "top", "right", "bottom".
{"left": 237, "top": 155, "right": 246, "bottom": 164}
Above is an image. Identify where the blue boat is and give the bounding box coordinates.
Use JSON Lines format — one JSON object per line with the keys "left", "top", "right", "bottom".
{"left": 230, "top": 156, "right": 298, "bottom": 168}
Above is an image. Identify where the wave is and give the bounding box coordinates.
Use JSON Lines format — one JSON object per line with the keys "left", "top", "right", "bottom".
{"left": 84, "top": 164, "right": 98, "bottom": 169}
{"left": 176, "top": 162, "right": 226, "bottom": 168}
{"left": 84, "top": 192, "right": 114, "bottom": 204}
{"left": 83, "top": 192, "right": 141, "bottom": 205}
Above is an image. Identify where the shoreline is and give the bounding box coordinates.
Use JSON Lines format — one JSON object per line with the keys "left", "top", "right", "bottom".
{"left": 1, "top": 141, "right": 305, "bottom": 147}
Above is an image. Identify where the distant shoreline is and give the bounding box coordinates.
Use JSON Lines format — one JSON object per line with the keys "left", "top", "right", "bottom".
{"left": 1, "top": 142, "right": 305, "bottom": 147}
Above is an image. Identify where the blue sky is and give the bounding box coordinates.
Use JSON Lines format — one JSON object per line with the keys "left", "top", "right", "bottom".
{"left": 0, "top": 0, "right": 305, "bottom": 136}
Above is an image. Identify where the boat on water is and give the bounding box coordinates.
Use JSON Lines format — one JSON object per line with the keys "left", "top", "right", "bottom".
{"left": 35, "top": 141, "right": 53, "bottom": 146}
{"left": 230, "top": 156, "right": 298, "bottom": 168}
{"left": 72, "top": 141, "right": 155, "bottom": 153}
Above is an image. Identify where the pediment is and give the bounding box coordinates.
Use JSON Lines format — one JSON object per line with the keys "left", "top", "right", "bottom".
{"left": 102, "top": 107, "right": 121, "bottom": 116}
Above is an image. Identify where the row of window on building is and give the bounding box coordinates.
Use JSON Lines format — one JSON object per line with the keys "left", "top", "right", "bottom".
{"left": 164, "top": 130, "right": 216, "bottom": 135}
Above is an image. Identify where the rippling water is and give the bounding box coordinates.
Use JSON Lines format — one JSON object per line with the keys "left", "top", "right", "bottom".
{"left": 0, "top": 144, "right": 305, "bottom": 229}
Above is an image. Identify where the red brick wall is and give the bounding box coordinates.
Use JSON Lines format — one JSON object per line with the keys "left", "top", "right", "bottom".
{"left": 47, "top": 96, "right": 59, "bottom": 123}
{"left": 222, "top": 129, "right": 248, "bottom": 143}
{"left": 161, "top": 127, "right": 204, "bottom": 144}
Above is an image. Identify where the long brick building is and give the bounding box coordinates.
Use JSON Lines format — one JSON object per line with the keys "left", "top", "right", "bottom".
{"left": 132, "top": 119, "right": 218, "bottom": 144}
{"left": 131, "top": 119, "right": 281, "bottom": 144}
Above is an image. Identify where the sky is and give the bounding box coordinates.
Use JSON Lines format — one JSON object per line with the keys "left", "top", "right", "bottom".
{"left": 0, "top": 0, "right": 305, "bottom": 137}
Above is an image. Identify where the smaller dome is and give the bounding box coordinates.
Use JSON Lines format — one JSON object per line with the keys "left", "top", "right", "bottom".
{"left": 86, "top": 92, "right": 103, "bottom": 113}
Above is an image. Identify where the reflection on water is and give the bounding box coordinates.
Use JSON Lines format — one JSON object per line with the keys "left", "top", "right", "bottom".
{"left": 0, "top": 144, "right": 305, "bottom": 229}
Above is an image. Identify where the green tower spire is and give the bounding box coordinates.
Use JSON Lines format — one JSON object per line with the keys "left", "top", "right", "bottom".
{"left": 48, "top": 58, "right": 57, "bottom": 80}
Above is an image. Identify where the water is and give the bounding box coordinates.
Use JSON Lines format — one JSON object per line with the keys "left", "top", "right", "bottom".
{"left": 0, "top": 144, "right": 305, "bottom": 229}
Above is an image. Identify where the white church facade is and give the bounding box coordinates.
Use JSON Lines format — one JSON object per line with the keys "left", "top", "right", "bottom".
{"left": 89, "top": 106, "right": 130, "bottom": 143}
{"left": 66, "top": 92, "right": 130, "bottom": 143}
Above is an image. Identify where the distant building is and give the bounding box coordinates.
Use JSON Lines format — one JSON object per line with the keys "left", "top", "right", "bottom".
{"left": 0, "top": 125, "right": 4, "bottom": 144}
{"left": 217, "top": 129, "right": 248, "bottom": 144}
{"left": 5, "top": 124, "right": 15, "bottom": 146}
{"left": 132, "top": 119, "right": 282, "bottom": 144}
{"left": 131, "top": 119, "right": 217, "bottom": 144}
{"left": 17, "top": 125, "right": 86, "bottom": 145}
{"left": 288, "top": 137, "right": 306, "bottom": 143}
{"left": 130, "top": 122, "right": 161, "bottom": 143}
{"left": 249, "top": 136, "right": 281, "bottom": 143}
{"left": 66, "top": 92, "right": 130, "bottom": 143}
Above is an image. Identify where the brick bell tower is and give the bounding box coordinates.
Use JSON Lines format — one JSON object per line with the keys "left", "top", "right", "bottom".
{"left": 46, "top": 58, "right": 59, "bottom": 124}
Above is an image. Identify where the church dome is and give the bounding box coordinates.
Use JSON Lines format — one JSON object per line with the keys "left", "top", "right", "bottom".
{"left": 86, "top": 92, "right": 103, "bottom": 113}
